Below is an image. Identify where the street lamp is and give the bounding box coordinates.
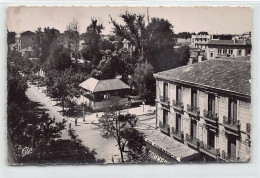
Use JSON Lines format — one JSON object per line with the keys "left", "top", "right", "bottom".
{"left": 82, "top": 90, "right": 85, "bottom": 122}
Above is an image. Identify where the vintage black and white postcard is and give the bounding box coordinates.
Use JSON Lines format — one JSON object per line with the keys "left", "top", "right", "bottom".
{"left": 6, "top": 6, "right": 251, "bottom": 165}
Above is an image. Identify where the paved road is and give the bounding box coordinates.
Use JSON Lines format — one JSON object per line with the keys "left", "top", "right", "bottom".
{"left": 26, "top": 84, "right": 121, "bottom": 163}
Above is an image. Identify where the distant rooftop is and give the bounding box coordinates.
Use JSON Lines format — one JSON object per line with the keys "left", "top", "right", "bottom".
{"left": 79, "top": 77, "right": 130, "bottom": 93}
{"left": 20, "top": 30, "right": 35, "bottom": 36}
{"left": 154, "top": 58, "right": 251, "bottom": 97}
{"left": 207, "top": 39, "right": 251, "bottom": 46}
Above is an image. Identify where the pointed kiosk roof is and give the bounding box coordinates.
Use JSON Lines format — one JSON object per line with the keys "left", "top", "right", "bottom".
{"left": 79, "top": 77, "right": 130, "bottom": 93}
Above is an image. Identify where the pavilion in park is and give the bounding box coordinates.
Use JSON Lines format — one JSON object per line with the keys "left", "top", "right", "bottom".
{"left": 79, "top": 77, "right": 130, "bottom": 111}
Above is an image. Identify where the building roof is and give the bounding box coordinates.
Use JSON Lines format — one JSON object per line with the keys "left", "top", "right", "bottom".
{"left": 79, "top": 77, "right": 130, "bottom": 93}
{"left": 177, "top": 38, "right": 191, "bottom": 46}
{"left": 154, "top": 58, "right": 251, "bottom": 97}
{"left": 207, "top": 39, "right": 251, "bottom": 46}
{"left": 20, "top": 31, "right": 35, "bottom": 36}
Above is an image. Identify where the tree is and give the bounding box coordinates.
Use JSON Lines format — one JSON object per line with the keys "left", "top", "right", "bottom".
{"left": 178, "top": 45, "right": 190, "bottom": 66}
{"left": 110, "top": 12, "right": 146, "bottom": 61}
{"left": 44, "top": 42, "right": 72, "bottom": 71}
{"left": 110, "top": 12, "right": 177, "bottom": 72}
{"left": 7, "top": 30, "right": 16, "bottom": 45}
{"left": 129, "top": 62, "right": 155, "bottom": 104}
{"left": 145, "top": 17, "right": 176, "bottom": 72}
{"left": 81, "top": 19, "right": 104, "bottom": 66}
{"left": 198, "top": 31, "right": 209, "bottom": 35}
{"left": 64, "top": 18, "right": 80, "bottom": 70}
{"left": 33, "top": 27, "right": 60, "bottom": 65}
{"left": 97, "top": 97, "right": 145, "bottom": 163}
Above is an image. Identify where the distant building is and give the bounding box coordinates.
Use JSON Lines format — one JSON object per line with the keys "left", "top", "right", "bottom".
{"left": 206, "top": 39, "right": 251, "bottom": 60}
{"left": 16, "top": 31, "right": 35, "bottom": 51}
{"left": 232, "top": 32, "right": 251, "bottom": 41}
{"left": 188, "top": 48, "right": 205, "bottom": 64}
{"left": 173, "top": 38, "right": 191, "bottom": 51}
{"left": 79, "top": 77, "right": 130, "bottom": 111}
{"left": 191, "top": 34, "right": 212, "bottom": 49}
{"left": 122, "top": 39, "right": 135, "bottom": 52}
{"left": 153, "top": 58, "right": 251, "bottom": 162}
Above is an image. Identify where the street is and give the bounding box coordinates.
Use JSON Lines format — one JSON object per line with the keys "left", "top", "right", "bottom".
{"left": 26, "top": 83, "right": 156, "bottom": 163}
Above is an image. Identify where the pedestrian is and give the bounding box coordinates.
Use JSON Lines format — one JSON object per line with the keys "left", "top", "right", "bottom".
{"left": 69, "top": 122, "right": 71, "bottom": 129}
{"left": 75, "top": 118, "right": 77, "bottom": 126}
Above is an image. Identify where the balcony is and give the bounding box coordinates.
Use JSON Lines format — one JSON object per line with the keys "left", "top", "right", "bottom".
{"left": 203, "top": 110, "right": 218, "bottom": 124}
{"left": 223, "top": 116, "right": 240, "bottom": 132}
{"left": 159, "top": 95, "right": 170, "bottom": 106}
{"left": 172, "top": 99, "right": 184, "bottom": 111}
{"left": 159, "top": 121, "right": 170, "bottom": 135}
{"left": 199, "top": 142, "right": 220, "bottom": 158}
{"left": 185, "top": 133, "right": 200, "bottom": 149}
{"left": 187, "top": 104, "right": 200, "bottom": 117}
{"left": 172, "top": 127, "right": 184, "bottom": 141}
{"left": 220, "top": 150, "right": 240, "bottom": 162}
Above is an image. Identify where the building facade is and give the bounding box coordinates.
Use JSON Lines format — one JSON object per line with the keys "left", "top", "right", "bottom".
{"left": 191, "top": 34, "right": 212, "bottom": 49}
{"left": 206, "top": 39, "right": 251, "bottom": 60}
{"left": 154, "top": 59, "right": 251, "bottom": 162}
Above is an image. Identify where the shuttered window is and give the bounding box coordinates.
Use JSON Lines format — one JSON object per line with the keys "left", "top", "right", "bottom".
{"left": 176, "top": 114, "right": 181, "bottom": 132}
{"left": 228, "top": 99, "right": 237, "bottom": 121}
{"left": 163, "top": 83, "right": 168, "bottom": 98}
{"left": 191, "top": 90, "right": 197, "bottom": 107}
{"left": 208, "top": 94, "right": 215, "bottom": 114}
{"left": 163, "top": 109, "right": 168, "bottom": 125}
{"left": 176, "top": 86, "right": 182, "bottom": 102}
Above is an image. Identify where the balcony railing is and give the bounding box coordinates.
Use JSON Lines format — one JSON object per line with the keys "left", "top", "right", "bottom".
{"left": 199, "top": 142, "right": 220, "bottom": 157}
{"left": 185, "top": 133, "right": 200, "bottom": 149}
{"left": 221, "top": 150, "right": 240, "bottom": 162}
{"left": 159, "top": 121, "right": 170, "bottom": 135}
{"left": 223, "top": 116, "right": 240, "bottom": 131}
{"left": 187, "top": 104, "right": 200, "bottom": 117}
{"left": 159, "top": 96, "right": 170, "bottom": 106}
{"left": 203, "top": 110, "right": 218, "bottom": 123}
{"left": 172, "top": 99, "right": 184, "bottom": 111}
{"left": 172, "top": 127, "right": 184, "bottom": 141}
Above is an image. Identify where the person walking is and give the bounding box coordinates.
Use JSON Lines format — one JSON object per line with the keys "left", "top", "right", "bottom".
{"left": 69, "top": 122, "right": 72, "bottom": 129}
{"left": 75, "top": 118, "right": 77, "bottom": 126}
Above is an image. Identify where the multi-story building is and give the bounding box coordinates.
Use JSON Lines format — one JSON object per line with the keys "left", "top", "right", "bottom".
{"left": 206, "top": 39, "right": 251, "bottom": 60}
{"left": 153, "top": 58, "right": 251, "bottom": 162}
{"left": 191, "top": 34, "right": 212, "bottom": 49}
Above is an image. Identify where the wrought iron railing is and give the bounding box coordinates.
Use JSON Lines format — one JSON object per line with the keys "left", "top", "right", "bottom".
{"left": 159, "top": 121, "right": 170, "bottom": 135}
{"left": 203, "top": 110, "right": 218, "bottom": 123}
{"left": 223, "top": 116, "right": 240, "bottom": 131}
{"left": 172, "top": 127, "right": 184, "bottom": 141}
{"left": 185, "top": 133, "right": 200, "bottom": 148}
{"left": 187, "top": 104, "right": 200, "bottom": 116}
{"left": 159, "top": 95, "right": 170, "bottom": 106}
{"left": 199, "top": 141, "right": 220, "bottom": 157}
{"left": 172, "top": 99, "right": 184, "bottom": 111}
{"left": 221, "top": 150, "right": 240, "bottom": 162}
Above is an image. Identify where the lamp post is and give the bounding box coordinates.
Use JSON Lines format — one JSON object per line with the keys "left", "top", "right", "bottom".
{"left": 142, "top": 100, "right": 145, "bottom": 113}
{"left": 82, "top": 91, "right": 85, "bottom": 122}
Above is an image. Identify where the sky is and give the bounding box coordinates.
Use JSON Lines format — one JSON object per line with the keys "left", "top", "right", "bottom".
{"left": 7, "top": 6, "right": 252, "bottom": 35}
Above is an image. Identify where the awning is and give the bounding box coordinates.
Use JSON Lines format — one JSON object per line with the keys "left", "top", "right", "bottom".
{"left": 142, "top": 129, "right": 200, "bottom": 162}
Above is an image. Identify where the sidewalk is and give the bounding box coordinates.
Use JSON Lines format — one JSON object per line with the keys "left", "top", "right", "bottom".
{"left": 26, "top": 84, "right": 120, "bottom": 163}
{"left": 26, "top": 83, "right": 157, "bottom": 163}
